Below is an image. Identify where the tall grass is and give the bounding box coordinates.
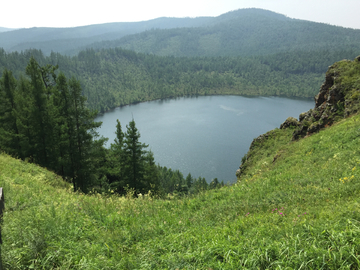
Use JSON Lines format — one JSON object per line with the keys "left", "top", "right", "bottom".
{"left": 1, "top": 113, "right": 360, "bottom": 269}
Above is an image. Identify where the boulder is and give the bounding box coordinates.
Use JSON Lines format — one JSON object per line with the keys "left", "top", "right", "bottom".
{"left": 280, "top": 117, "right": 300, "bottom": 129}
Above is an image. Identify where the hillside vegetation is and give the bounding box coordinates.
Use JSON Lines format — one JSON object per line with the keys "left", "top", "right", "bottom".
{"left": 1, "top": 8, "right": 360, "bottom": 112}
{"left": 90, "top": 9, "right": 360, "bottom": 58}
{"left": 0, "top": 57, "right": 224, "bottom": 196}
{"left": 0, "top": 17, "right": 212, "bottom": 56}
{"left": 2, "top": 47, "right": 360, "bottom": 112}
{"left": 1, "top": 58, "right": 360, "bottom": 269}
{"left": 2, "top": 9, "right": 360, "bottom": 58}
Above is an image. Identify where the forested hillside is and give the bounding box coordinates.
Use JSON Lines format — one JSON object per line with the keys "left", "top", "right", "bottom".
{"left": 1, "top": 8, "right": 360, "bottom": 57}
{"left": 1, "top": 47, "right": 359, "bottom": 112}
{"left": 0, "top": 58, "right": 224, "bottom": 195}
{"left": 1, "top": 8, "right": 359, "bottom": 113}
{"left": 0, "top": 16, "right": 212, "bottom": 55}
{"left": 88, "top": 9, "right": 360, "bottom": 57}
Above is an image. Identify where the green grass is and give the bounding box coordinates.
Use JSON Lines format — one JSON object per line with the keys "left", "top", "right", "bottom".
{"left": 1, "top": 112, "right": 360, "bottom": 269}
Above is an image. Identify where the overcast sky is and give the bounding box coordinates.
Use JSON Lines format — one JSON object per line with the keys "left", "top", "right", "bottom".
{"left": 1, "top": 0, "right": 360, "bottom": 29}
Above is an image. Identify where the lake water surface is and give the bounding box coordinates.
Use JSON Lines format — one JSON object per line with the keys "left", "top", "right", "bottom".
{"left": 95, "top": 96, "right": 314, "bottom": 183}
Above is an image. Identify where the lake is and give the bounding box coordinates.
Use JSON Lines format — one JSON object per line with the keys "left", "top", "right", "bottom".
{"left": 95, "top": 95, "right": 314, "bottom": 183}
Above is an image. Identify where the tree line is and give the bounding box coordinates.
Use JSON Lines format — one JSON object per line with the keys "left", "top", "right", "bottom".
{"left": 1, "top": 45, "right": 358, "bottom": 122}
{"left": 0, "top": 58, "right": 223, "bottom": 195}
{"left": 3, "top": 47, "right": 358, "bottom": 113}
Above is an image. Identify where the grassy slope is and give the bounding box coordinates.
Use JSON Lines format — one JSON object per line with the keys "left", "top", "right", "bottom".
{"left": 1, "top": 111, "right": 360, "bottom": 269}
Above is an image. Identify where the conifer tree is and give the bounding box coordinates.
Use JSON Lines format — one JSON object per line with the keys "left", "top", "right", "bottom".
{"left": 0, "top": 69, "right": 20, "bottom": 156}
{"left": 0, "top": 58, "right": 105, "bottom": 193}
{"left": 68, "top": 77, "right": 102, "bottom": 192}
{"left": 122, "top": 119, "right": 148, "bottom": 194}
{"left": 13, "top": 76, "right": 33, "bottom": 159}
{"left": 51, "top": 72, "right": 73, "bottom": 177}
{"left": 25, "top": 57, "right": 54, "bottom": 167}
{"left": 107, "top": 119, "right": 125, "bottom": 192}
{"left": 143, "top": 150, "right": 160, "bottom": 194}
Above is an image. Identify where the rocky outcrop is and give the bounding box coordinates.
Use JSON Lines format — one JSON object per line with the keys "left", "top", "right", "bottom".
{"left": 280, "top": 117, "right": 300, "bottom": 129}
{"left": 237, "top": 56, "right": 360, "bottom": 180}
{"left": 236, "top": 130, "right": 275, "bottom": 178}
{"left": 285, "top": 56, "right": 360, "bottom": 140}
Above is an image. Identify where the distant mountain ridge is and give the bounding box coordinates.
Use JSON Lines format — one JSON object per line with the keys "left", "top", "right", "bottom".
{"left": 1, "top": 8, "right": 360, "bottom": 57}
{"left": 98, "top": 9, "right": 360, "bottom": 57}
{"left": 0, "top": 27, "right": 17, "bottom": 33}
{"left": 0, "top": 16, "right": 213, "bottom": 55}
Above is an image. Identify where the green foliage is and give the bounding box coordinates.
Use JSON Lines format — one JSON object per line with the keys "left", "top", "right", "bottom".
{"left": 78, "top": 9, "right": 360, "bottom": 58}
{"left": 1, "top": 112, "right": 360, "bottom": 268}
{"left": 2, "top": 9, "right": 360, "bottom": 58}
{"left": 2, "top": 47, "right": 353, "bottom": 112}
{"left": 0, "top": 58, "right": 105, "bottom": 193}
{"left": 98, "top": 18, "right": 360, "bottom": 58}
{"left": 1, "top": 58, "right": 214, "bottom": 197}
{"left": 157, "top": 167, "right": 224, "bottom": 196}
{"left": 109, "top": 119, "right": 160, "bottom": 195}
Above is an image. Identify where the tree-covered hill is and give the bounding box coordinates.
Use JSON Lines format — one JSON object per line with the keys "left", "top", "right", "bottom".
{"left": 0, "top": 16, "right": 212, "bottom": 55}
{"left": 2, "top": 8, "right": 360, "bottom": 57}
{"left": 92, "top": 9, "right": 360, "bottom": 57}
{"left": 1, "top": 47, "right": 360, "bottom": 112}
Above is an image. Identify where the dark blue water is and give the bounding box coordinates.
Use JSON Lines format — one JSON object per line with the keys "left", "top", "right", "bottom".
{"left": 95, "top": 96, "right": 314, "bottom": 183}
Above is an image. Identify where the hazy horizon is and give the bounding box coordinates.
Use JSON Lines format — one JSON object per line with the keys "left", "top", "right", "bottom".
{"left": 1, "top": 0, "right": 360, "bottom": 30}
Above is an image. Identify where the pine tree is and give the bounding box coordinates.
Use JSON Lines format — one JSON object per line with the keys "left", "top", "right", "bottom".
{"left": 209, "top": 178, "right": 220, "bottom": 189}
{"left": 0, "top": 69, "right": 21, "bottom": 156}
{"left": 122, "top": 119, "right": 148, "bottom": 194}
{"left": 185, "top": 173, "right": 194, "bottom": 188}
{"left": 68, "top": 77, "right": 102, "bottom": 192}
{"left": 13, "top": 76, "right": 33, "bottom": 160}
{"left": 107, "top": 119, "right": 125, "bottom": 192}
{"left": 25, "top": 57, "right": 54, "bottom": 167}
{"left": 0, "top": 59, "right": 105, "bottom": 193}
{"left": 143, "top": 150, "right": 160, "bottom": 195}
{"left": 51, "top": 72, "right": 73, "bottom": 177}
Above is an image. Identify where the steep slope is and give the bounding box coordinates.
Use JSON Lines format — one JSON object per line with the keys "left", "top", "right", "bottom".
{"left": 238, "top": 56, "right": 360, "bottom": 178}
{"left": 1, "top": 109, "right": 360, "bottom": 269}
{"left": 1, "top": 58, "right": 360, "bottom": 269}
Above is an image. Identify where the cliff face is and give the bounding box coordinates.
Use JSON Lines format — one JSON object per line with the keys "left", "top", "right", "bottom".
{"left": 290, "top": 55, "right": 360, "bottom": 140}
{"left": 237, "top": 56, "right": 360, "bottom": 179}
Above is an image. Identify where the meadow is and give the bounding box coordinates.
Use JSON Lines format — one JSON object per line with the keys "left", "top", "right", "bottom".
{"left": 1, "top": 111, "right": 360, "bottom": 269}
